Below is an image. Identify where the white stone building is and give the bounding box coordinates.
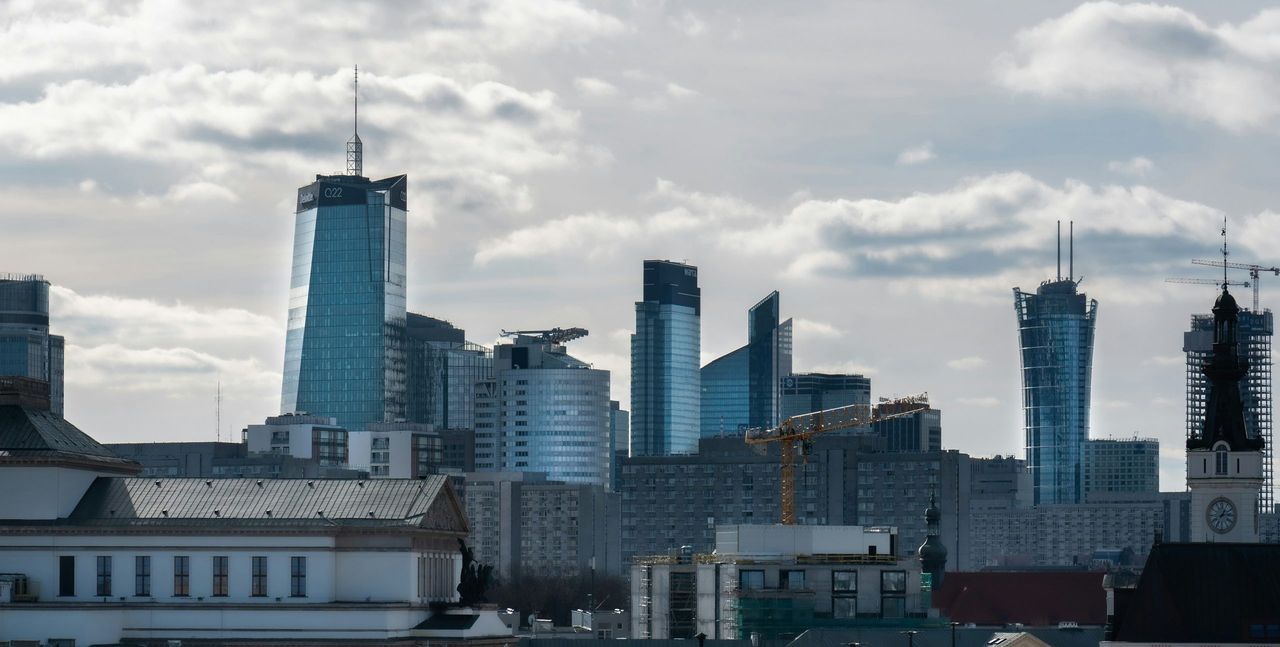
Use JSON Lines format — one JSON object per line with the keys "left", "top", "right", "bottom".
{"left": 349, "top": 421, "right": 445, "bottom": 478}
{"left": 243, "top": 412, "right": 349, "bottom": 467}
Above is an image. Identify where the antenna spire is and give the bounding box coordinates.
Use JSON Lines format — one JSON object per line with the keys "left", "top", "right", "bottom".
{"left": 1221, "top": 216, "right": 1229, "bottom": 290}
{"left": 346, "top": 65, "right": 363, "bottom": 176}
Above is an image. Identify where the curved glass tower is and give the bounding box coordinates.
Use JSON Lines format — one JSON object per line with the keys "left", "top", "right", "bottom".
{"left": 1013, "top": 278, "right": 1097, "bottom": 505}
{"left": 280, "top": 173, "right": 408, "bottom": 430}
{"left": 631, "top": 260, "right": 700, "bottom": 456}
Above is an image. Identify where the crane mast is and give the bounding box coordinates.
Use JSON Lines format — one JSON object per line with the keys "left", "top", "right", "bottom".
{"left": 745, "top": 393, "right": 930, "bottom": 525}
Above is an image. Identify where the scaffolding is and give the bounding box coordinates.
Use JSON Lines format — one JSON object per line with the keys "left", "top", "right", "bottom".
{"left": 1186, "top": 309, "right": 1274, "bottom": 514}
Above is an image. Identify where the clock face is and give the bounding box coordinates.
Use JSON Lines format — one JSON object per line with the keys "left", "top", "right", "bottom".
{"left": 1207, "top": 497, "right": 1237, "bottom": 534}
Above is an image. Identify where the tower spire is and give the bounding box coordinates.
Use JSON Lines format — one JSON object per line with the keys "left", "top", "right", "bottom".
{"left": 1221, "top": 215, "right": 1229, "bottom": 290}
{"left": 346, "top": 65, "right": 363, "bottom": 176}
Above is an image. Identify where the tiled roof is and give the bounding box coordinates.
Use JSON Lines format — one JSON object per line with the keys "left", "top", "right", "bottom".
{"left": 1111, "top": 543, "right": 1280, "bottom": 642}
{"left": 65, "top": 476, "right": 453, "bottom": 529}
{"left": 933, "top": 571, "right": 1106, "bottom": 626}
{"left": 0, "top": 404, "right": 139, "bottom": 472}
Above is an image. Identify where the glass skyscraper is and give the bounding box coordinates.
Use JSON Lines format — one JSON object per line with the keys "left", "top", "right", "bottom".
{"left": 280, "top": 173, "right": 408, "bottom": 430}
{"left": 631, "top": 260, "right": 701, "bottom": 456}
{"left": 747, "top": 291, "right": 792, "bottom": 430}
{"left": 700, "top": 345, "right": 748, "bottom": 437}
{"left": 1013, "top": 278, "right": 1097, "bottom": 505}
{"left": 0, "top": 274, "right": 64, "bottom": 415}
{"left": 779, "top": 372, "right": 871, "bottom": 421}
{"left": 404, "top": 312, "right": 494, "bottom": 431}
{"left": 1184, "top": 309, "right": 1273, "bottom": 513}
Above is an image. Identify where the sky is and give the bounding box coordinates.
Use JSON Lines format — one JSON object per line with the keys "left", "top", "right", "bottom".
{"left": 6, "top": 0, "right": 1280, "bottom": 490}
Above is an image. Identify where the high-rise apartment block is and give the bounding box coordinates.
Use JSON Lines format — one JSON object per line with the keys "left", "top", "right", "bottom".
{"left": 1013, "top": 268, "right": 1097, "bottom": 504}
{"left": 279, "top": 172, "right": 409, "bottom": 430}
{"left": 631, "top": 260, "right": 701, "bottom": 455}
{"left": 473, "top": 334, "right": 611, "bottom": 486}
{"left": 779, "top": 372, "right": 871, "bottom": 420}
{"left": 1083, "top": 437, "right": 1159, "bottom": 500}
{"left": 0, "top": 275, "right": 64, "bottom": 415}
{"left": 1184, "top": 309, "right": 1273, "bottom": 513}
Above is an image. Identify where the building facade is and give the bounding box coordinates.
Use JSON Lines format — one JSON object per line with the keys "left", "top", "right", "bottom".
{"left": 631, "top": 260, "right": 701, "bottom": 456}
{"left": 869, "top": 404, "right": 942, "bottom": 453}
{"left": 1184, "top": 308, "right": 1273, "bottom": 514}
{"left": 404, "top": 312, "right": 494, "bottom": 432}
{"left": 1083, "top": 438, "right": 1159, "bottom": 500}
{"left": 348, "top": 422, "right": 444, "bottom": 478}
{"left": 243, "top": 413, "right": 349, "bottom": 467}
{"left": 0, "top": 274, "right": 64, "bottom": 415}
{"left": 473, "top": 335, "right": 612, "bottom": 486}
{"left": 700, "top": 345, "right": 748, "bottom": 437}
{"left": 747, "top": 291, "right": 793, "bottom": 430}
{"left": 279, "top": 172, "right": 409, "bottom": 430}
{"left": 1013, "top": 277, "right": 1098, "bottom": 505}
{"left": 780, "top": 372, "right": 871, "bottom": 421}
{"left": 105, "top": 441, "right": 366, "bottom": 479}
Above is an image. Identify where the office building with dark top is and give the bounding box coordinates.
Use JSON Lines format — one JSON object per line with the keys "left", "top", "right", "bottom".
{"left": 0, "top": 275, "right": 64, "bottom": 415}
{"left": 631, "top": 260, "right": 701, "bottom": 455}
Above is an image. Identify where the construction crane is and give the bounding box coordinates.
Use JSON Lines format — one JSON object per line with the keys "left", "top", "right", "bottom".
{"left": 1190, "top": 259, "right": 1279, "bottom": 311}
{"left": 499, "top": 327, "right": 589, "bottom": 344}
{"left": 1166, "top": 277, "right": 1250, "bottom": 290}
{"left": 744, "top": 393, "right": 930, "bottom": 525}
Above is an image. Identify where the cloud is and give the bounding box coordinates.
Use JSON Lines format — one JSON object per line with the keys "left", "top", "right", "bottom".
{"left": 575, "top": 77, "right": 620, "bottom": 98}
{"left": 1107, "top": 156, "right": 1154, "bottom": 177}
{"left": 955, "top": 396, "right": 1000, "bottom": 407}
{"left": 67, "top": 343, "right": 280, "bottom": 398}
{"left": 52, "top": 286, "right": 280, "bottom": 346}
{"left": 666, "top": 83, "right": 698, "bottom": 99}
{"left": 897, "top": 142, "right": 936, "bottom": 165}
{"left": 670, "top": 10, "right": 708, "bottom": 37}
{"left": 793, "top": 318, "right": 844, "bottom": 339}
{"left": 996, "top": 3, "right": 1280, "bottom": 131}
{"left": 947, "top": 356, "right": 989, "bottom": 370}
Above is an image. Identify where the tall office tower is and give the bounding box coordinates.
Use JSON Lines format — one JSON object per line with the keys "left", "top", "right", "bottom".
{"left": 474, "top": 334, "right": 612, "bottom": 486}
{"left": 279, "top": 95, "right": 409, "bottom": 429}
{"left": 1013, "top": 224, "right": 1097, "bottom": 505}
{"left": 404, "top": 313, "right": 494, "bottom": 430}
{"left": 780, "top": 372, "right": 871, "bottom": 420}
{"left": 1083, "top": 437, "right": 1159, "bottom": 500}
{"left": 748, "top": 291, "right": 793, "bottom": 429}
{"left": 1184, "top": 309, "right": 1273, "bottom": 514}
{"left": 0, "top": 275, "right": 64, "bottom": 415}
{"left": 631, "top": 260, "right": 701, "bottom": 455}
{"left": 700, "top": 345, "right": 748, "bottom": 436}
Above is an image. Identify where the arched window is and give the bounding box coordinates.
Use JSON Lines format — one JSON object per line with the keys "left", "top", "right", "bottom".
{"left": 1216, "top": 449, "right": 1229, "bottom": 475}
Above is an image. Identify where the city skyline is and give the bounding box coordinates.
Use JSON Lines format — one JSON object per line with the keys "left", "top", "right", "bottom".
{"left": 6, "top": 2, "right": 1280, "bottom": 491}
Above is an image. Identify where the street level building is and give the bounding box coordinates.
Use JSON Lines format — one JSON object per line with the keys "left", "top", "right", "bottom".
{"left": 631, "top": 525, "right": 926, "bottom": 640}
{"left": 460, "top": 471, "right": 621, "bottom": 579}
{"left": 244, "top": 413, "right": 349, "bottom": 467}
{"left": 1083, "top": 438, "right": 1159, "bottom": 500}
{"left": 473, "top": 334, "right": 611, "bottom": 486}
{"left": 0, "top": 274, "right": 64, "bottom": 415}
{"left": 1013, "top": 267, "right": 1098, "bottom": 505}
{"left": 631, "top": 260, "right": 701, "bottom": 455}
{"left": 0, "top": 377, "right": 494, "bottom": 646}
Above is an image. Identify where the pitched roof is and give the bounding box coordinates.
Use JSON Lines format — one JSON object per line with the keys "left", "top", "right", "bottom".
{"left": 1110, "top": 543, "right": 1280, "bottom": 643}
{"left": 933, "top": 571, "right": 1106, "bottom": 626}
{"left": 0, "top": 403, "right": 139, "bottom": 473}
{"left": 57, "top": 475, "right": 466, "bottom": 532}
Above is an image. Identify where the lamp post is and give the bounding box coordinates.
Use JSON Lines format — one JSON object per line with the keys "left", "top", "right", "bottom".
{"left": 951, "top": 622, "right": 960, "bottom": 647}
{"left": 903, "top": 630, "right": 918, "bottom": 647}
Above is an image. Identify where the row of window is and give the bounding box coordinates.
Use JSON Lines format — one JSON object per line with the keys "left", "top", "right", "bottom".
{"left": 63, "top": 555, "right": 306, "bottom": 599}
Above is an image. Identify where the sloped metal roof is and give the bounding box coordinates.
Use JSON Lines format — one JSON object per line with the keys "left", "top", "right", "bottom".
{"left": 0, "top": 405, "right": 119, "bottom": 457}
{"left": 66, "top": 475, "right": 450, "bottom": 528}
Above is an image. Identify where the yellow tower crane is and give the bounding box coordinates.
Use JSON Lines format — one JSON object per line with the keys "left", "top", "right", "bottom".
{"left": 744, "top": 393, "right": 931, "bottom": 525}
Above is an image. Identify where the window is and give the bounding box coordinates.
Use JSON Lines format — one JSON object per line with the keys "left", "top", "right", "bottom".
{"left": 833, "top": 570, "right": 857, "bottom": 618}
{"left": 212, "top": 556, "right": 229, "bottom": 596}
{"left": 738, "top": 569, "right": 764, "bottom": 591}
{"left": 880, "top": 570, "right": 906, "bottom": 619}
{"left": 96, "top": 556, "right": 112, "bottom": 596}
{"left": 58, "top": 556, "right": 74, "bottom": 597}
{"left": 781, "top": 570, "right": 806, "bottom": 590}
{"left": 1217, "top": 450, "right": 1228, "bottom": 475}
{"left": 252, "top": 557, "right": 268, "bottom": 597}
{"left": 290, "top": 556, "right": 307, "bottom": 597}
{"left": 135, "top": 556, "right": 151, "bottom": 596}
{"left": 173, "top": 556, "right": 190, "bottom": 597}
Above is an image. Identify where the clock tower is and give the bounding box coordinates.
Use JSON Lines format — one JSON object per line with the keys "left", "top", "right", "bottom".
{"left": 1187, "top": 286, "right": 1264, "bottom": 542}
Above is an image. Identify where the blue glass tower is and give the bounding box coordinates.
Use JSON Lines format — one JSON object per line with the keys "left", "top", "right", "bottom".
{"left": 1014, "top": 277, "right": 1097, "bottom": 505}
{"left": 747, "top": 291, "right": 792, "bottom": 429}
{"left": 700, "top": 345, "right": 748, "bottom": 436}
{"left": 279, "top": 109, "right": 408, "bottom": 429}
{"left": 0, "top": 274, "right": 64, "bottom": 415}
{"left": 631, "top": 260, "right": 701, "bottom": 456}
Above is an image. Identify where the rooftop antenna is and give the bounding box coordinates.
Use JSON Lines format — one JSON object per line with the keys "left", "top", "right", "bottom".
{"left": 346, "top": 65, "right": 363, "bottom": 176}
{"left": 215, "top": 379, "right": 222, "bottom": 443}
{"left": 1056, "top": 220, "right": 1062, "bottom": 281}
{"left": 1221, "top": 215, "right": 1229, "bottom": 290}
{"left": 1069, "top": 220, "right": 1074, "bottom": 282}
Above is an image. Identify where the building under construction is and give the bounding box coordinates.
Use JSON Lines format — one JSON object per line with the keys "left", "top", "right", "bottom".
{"left": 630, "top": 525, "right": 935, "bottom": 641}
{"left": 1184, "top": 309, "right": 1274, "bottom": 513}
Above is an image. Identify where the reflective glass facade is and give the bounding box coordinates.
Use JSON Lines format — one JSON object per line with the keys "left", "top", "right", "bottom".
{"left": 0, "top": 274, "right": 64, "bottom": 415}
{"left": 747, "top": 291, "right": 792, "bottom": 429}
{"left": 779, "top": 372, "right": 871, "bottom": 421}
{"left": 404, "top": 313, "right": 494, "bottom": 431}
{"left": 700, "top": 345, "right": 748, "bottom": 437}
{"left": 631, "top": 260, "right": 700, "bottom": 456}
{"left": 280, "top": 174, "right": 408, "bottom": 430}
{"left": 1013, "top": 279, "right": 1097, "bottom": 505}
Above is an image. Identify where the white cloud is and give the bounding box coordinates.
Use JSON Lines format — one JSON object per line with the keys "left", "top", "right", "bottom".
{"left": 947, "top": 356, "right": 989, "bottom": 370}
{"left": 670, "top": 10, "right": 708, "bottom": 37}
{"left": 809, "top": 361, "right": 878, "bottom": 376}
{"left": 1108, "top": 156, "right": 1155, "bottom": 177}
{"left": 51, "top": 286, "right": 280, "bottom": 346}
{"left": 955, "top": 396, "right": 1000, "bottom": 407}
{"left": 896, "top": 141, "right": 936, "bottom": 165}
{"left": 793, "top": 318, "right": 843, "bottom": 339}
{"left": 574, "top": 77, "right": 620, "bottom": 98}
{"left": 996, "top": 3, "right": 1280, "bottom": 131}
{"left": 666, "top": 83, "right": 698, "bottom": 99}
{"left": 67, "top": 343, "right": 280, "bottom": 398}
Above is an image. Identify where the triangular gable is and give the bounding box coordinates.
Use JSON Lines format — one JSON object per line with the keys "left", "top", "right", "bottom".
{"left": 418, "top": 478, "right": 469, "bottom": 534}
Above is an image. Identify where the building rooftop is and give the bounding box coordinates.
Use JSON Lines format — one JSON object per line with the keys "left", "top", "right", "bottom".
{"left": 0, "top": 378, "right": 139, "bottom": 474}
{"left": 932, "top": 571, "right": 1106, "bottom": 626}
